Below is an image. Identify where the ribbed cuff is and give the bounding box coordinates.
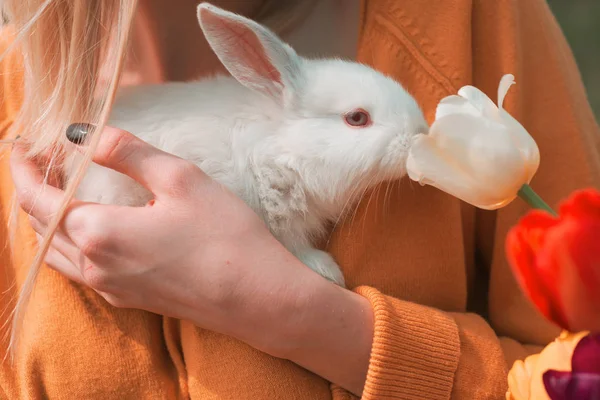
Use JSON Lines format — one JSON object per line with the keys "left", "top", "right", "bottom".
{"left": 355, "top": 286, "right": 461, "bottom": 400}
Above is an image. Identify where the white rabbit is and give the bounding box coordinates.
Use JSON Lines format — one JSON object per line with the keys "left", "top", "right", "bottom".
{"left": 70, "top": 3, "right": 429, "bottom": 287}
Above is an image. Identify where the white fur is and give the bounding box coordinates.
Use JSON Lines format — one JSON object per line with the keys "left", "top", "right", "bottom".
{"left": 71, "top": 3, "right": 428, "bottom": 287}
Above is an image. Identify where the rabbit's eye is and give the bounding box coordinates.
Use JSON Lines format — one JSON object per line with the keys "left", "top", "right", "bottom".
{"left": 344, "top": 109, "right": 371, "bottom": 128}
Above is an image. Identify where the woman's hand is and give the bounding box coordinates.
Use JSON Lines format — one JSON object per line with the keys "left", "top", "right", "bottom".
{"left": 10, "top": 125, "right": 312, "bottom": 344}
{"left": 9, "top": 126, "right": 374, "bottom": 396}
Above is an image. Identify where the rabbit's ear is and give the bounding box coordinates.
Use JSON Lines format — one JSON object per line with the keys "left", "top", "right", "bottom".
{"left": 197, "top": 3, "right": 302, "bottom": 104}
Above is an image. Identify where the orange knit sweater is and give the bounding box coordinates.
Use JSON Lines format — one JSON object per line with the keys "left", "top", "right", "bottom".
{"left": 1, "top": 1, "right": 599, "bottom": 399}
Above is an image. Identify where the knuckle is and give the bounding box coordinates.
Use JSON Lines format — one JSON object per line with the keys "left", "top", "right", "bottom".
{"left": 82, "top": 266, "right": 111, "bottom": 292}
{"left": 79, "top": 234, "right": 105, "bottom": 258}
{"left": 77, "top": 221, "right": 111, "bottom": 257}
{"left": 75, "top": 212, "right": 113, "bottom": 257}
{"left": 15, "top": 187, "right": 35, "bottom": 212}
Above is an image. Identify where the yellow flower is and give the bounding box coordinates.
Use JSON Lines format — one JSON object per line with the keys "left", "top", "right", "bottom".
{"left": 406, "top": 74, "right": 540, "bottom": 210}
{"left": 506, "top": 331, "right": 589, "bottom": 400}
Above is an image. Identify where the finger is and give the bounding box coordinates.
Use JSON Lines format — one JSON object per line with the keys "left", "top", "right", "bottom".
{"left": 67, "top": 124, "right": 207, "bottom": 195}
{"left": 31, "top": 218, "right": 44, "bottom": 236}
{"left": 31, "top": 218, "right": 83, "bottom": 264}
{"left": 27, "top": 199, "right": 127, "bottom": 270}
{"left": 43, "top": 247, "right": 86, "bottom": 285}
{"left": 24, "top": 188, "right": 135, "bottom": 260}
{"left": 44, "top": 247, "right": 114, "bottom": 304}
{"left": 10, "top": 143, "right": 67, "bottom": 223}
{"left": 13, "top": 140, "right": 130, "bottom": 256}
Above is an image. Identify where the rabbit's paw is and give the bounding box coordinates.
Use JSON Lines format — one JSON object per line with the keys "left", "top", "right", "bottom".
{"left": 295, "top": 248, "right": 345, "bottom": 287}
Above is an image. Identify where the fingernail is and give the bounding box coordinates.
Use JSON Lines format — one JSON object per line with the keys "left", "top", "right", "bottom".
{"left": 66, "top": 123, "right": 95, "bottom": 145}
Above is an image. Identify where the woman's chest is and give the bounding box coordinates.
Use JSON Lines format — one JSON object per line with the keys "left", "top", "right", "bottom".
{"left": 325, "top": 180, "right": 472, "bottom": 313}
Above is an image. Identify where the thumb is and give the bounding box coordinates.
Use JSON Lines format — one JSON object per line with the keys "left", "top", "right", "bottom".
{"left": 66, "top": 123, "right": 204, "bottom": 196}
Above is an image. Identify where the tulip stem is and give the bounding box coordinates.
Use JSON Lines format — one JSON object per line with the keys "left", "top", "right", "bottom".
{"left": 517, "top": 184, "right": 558, "bottom": 216}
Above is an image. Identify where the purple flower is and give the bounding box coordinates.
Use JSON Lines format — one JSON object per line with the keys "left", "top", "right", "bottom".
{"left": 543, "top": 333, "right": 600, "bottom": 400}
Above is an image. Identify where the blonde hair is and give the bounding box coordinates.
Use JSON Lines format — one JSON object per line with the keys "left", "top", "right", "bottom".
{"left": 2, "top": 0, "right": 139, "bottom": 360}
{"left": 0, "top": 0, "right": 315, "bottom": 360}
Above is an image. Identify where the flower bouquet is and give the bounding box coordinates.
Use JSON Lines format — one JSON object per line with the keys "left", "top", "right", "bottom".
{"left": 407, "top": 75, "right": 600, "bottom": 399}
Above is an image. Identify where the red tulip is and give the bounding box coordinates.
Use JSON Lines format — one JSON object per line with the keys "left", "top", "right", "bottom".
{"left": 506, "top": 188, "right": 600, "bottom": 333}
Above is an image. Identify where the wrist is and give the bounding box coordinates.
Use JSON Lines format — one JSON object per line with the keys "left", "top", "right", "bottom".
{"left": 278, "top": 272, "right": 375, "bottom": 395}
{"left": 237, "top": 262, "right": 333, "bottom": 357}
{"left": 274, "top": 277, "right": 374, "bottom": 359}
{"left": 222, "top": 245, "right": 375, "bottom": 396}
{"left": 258, "top": 268, "right": 375, "bottom": 395}
{"left": 212, "top": 243, "right": 329, "bottom": 354}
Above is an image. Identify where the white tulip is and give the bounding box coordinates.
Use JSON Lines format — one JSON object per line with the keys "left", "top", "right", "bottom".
{"left": 406, "top": 74, "right": 540, "bottom": 210}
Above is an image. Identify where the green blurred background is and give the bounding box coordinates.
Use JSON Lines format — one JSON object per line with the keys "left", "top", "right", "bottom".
{"left": 548, "top": 0, "right": 600, "bottom": 122}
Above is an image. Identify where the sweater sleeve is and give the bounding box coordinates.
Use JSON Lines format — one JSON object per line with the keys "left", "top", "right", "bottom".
{"left": 342, "top": 1, "right": 600, "bottom": 399}
{"left": 351, "top": 287, "right": 547, "bottom": 400}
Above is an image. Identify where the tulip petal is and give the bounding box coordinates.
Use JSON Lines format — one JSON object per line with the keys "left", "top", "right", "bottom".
{"left": 529, "top": 333, "right": 590, "bottom": 399}
{"left": 498, "top": 109, "right": 541, "bottom": 179}
{"left": 435, "top": 95, "right": 481, "bottom": 120}
{"left": 491, "top": 73, "right": 540, "bottom": 177}
{"left": 544, "top": 218, "right": 600, "bottom": 333}
{"left": 406, "top": 132, "right": 477, "bottom": 194}
{"left": 507, "top": 359, "right": 534, "bottom": 400}
{"left": 560, "top": 189, "right": 600, "bottom": 220}
{"left": 569, "top": 222, "right": 600, "bottom": 308}
{"left": 565, "top": 374, "right": 600, "bottom": 400}
{"left": 545, "top": 370, "right": 600, "bottom": 400}
{"left": 543, "top": 370, "right": 572, "bottom": 400}
{"left": 572, "top": 334, "right": 600, "bottom": 374}
{"left": 457, "top": 85, "right": 499, "bottom": 119}
{"left": 498, "top": 74, "right": 516, "bottom": 109}
{"left": 506, "top": 211, "right": 571, "bottom": 329}
{"left": 556, "top": 190, "right": 600, "bottom": 322}
{"left": 406, "top": 119, "right": 488, "bottom": 206}
{"left": 417, "top": 113, "right": 530, "bottom": 208}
